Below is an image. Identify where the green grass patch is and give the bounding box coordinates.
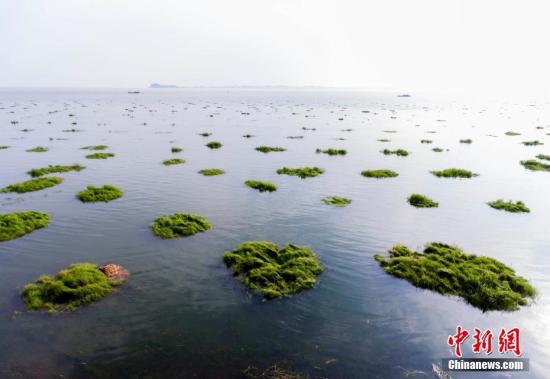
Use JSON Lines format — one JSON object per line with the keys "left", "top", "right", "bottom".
{"left": 255, "top": 146, "right": 286, "bottom": 153}
{"left": 520, "top": 159, "right": 550, "bottom": 171}
{"left": 488, "top": 200, "right": 530, "bottom": 213}
{"left": 0, "top": 145, "right": 9, "bottom": 149}
{"left": 223, "top": 241, "right": 323, "bottom": 299}
{"left": 460, "top": 139, "right": 473, "bottom": 144}
{"left": 198, "top": 132, "right": 212, "bottom": 137}
{"left": 361, "top": 169, "right": 398, "bottom": 178}
{"left": 27, "top": 146, "right": 48, "bottom": 153}
{"left": 162, "top": 158, "right": 185, "bottom": 166}
{"left": 81, "top": 145, "right": 108, "bottom": 150}
{"left": 408, "top": 194, "right": 438, "bottom": 208}
{"left": 432, "top": 147, "right": 444, "bottom": 152}
{"left": 27, "top": 164, "right": 85, "bottom": 177}
{"left": 245, "top": 180, "right": 277, "bottom": 192}
{"left": 1, "top": 177, "right": 63, "bottom": 193}
{"left": 374, "top": 242, "right": 535, "bottom": 311}
{"left": 287, "top": 135, "right": 303, "bottom": 139}
{"left": 151, "top": 213, "right": 212, "bottom": 238}
{"left": 505, "top": 131, "right": 521, "bottom": 136}
{"left": 322, "top": 196, "right": 351, "bottom": 207}
{"left": 382, "top": 148, "right": 409, "bottom": 156}
{"left": 316, "top": 148, "right": 347, "bottom": 156}
{"left": 0, "top": 211, "right": 50, "bottom": 242}
{"left": 421, "top": 139, "right": 432, "bottom": 144}
{"left": 535, "top": 154, "right": 550, "bottom": 161}
{"left": 198, "top": 168, "right": 225, "bottom": 176}
{"left": 277, "top": 166, "right": 325, "bottom": 179}
{"left": 431, "top": 168, "right": 478, "bottom": 178}
{"left": 206, "top": 141, "right": 223, "bottom": 149}
{"left": 377, "top": 139, "right": 391, "bottom": 142}
{"left": 21, "top": 263, "right": 125, "bottom": 312}
{"left": 77, "top": 185, "right": 123, "bottom": 203}
{"left": 171, "top": 147, "right": 183, "bottom": 153}
{"left": 243, "top": 134, "right": 254, "bottom": 138}
{"left": 86, "top": 152, "right": 115, "bottom": 159}
{"left": 522, "top": 140, "right": 544, "bottom": 146}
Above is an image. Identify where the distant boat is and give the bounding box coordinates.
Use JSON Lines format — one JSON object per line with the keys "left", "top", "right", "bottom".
{"left": 397, "top": 94, "right": 411, "bottom": 97}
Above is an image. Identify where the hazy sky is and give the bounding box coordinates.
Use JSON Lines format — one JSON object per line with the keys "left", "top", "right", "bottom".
{"left": 1, "top": 0, "right": 549, "bottom": 94}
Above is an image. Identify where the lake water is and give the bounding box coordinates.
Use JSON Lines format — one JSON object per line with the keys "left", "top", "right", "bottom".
{"left": 0, "top": 88, "right": 549, "bottom": 378}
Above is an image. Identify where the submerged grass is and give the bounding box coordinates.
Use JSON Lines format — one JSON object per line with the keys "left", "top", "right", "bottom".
{"left": 151, "top": 213, "right": 212, "bottom": 238}
{"left": 382, "top": 148, "right": 409, "bottom": 156}
{"left": 421, "top": 139, "right": 432, "bottom": 144}
{"left": 361, "top": 169, "right": 398, "bottom": 178}
{"left": 223, "top": 241, "right": 323, "bottom": 299}
{"left": 0, "top": 145, "right": 9, "bottom": 149}
{"left": 0, "top": 211, "right": 50, "bottom": 242}
{"left": 322, "top": 196, "right": 351, "bottom": 207}
{"left": 206, "top": 141, "right": 223, "bottom": 149}
{"left": 432, "top": 147, "right": 444, "bottom": 152}
{"left": 77, "top": 185, "right": 123, "bottom": 203}
{"left": 21, "top": 263, "right": 125, "bottom": 312}
{"left": 245, "top": 180, "right": 277, "bottom": 192}
{"left": 198, "top": 168, "right": 225, "bottom": 176}
{"left": 520, "top": 159, "right": 550, "bottom": 172}
{"left": 81, "top": 145, "right": 108, "bottom": 150}
{"left": 316, "top": 148, "right": 347, "bottom": 156}
{"left": 460, "top": 139, "right": 473, "bottom": 144}
{"left": 488, "top": 200, "right": 530, "bottom": 213}
{"left": 535, "top": 154, "right": 550, "bottom": 161}
{"left": 162, "top": 158, "right": 185, "bottom": 166}
{"left": 27, "top": 164, "right": 85, "bottom": 177}
{"left": 522, "top": 140, "right": 544, "bottom": 146}
{"left": 27, "top": 146, "right": 48, "bottom": 153}
{"left": 505, "top": 131, "right": 521, "bottom": 136}
{"left": 277, "top": 166, "right": 325, "bottom": 179}
{"left": 255, "top": 146, "right": 286, "bottom": 153}
{"left": 1, "top": 177, "right": 63, "bottom": 193}
{"left": 171, "top": 147, "right": 183, "bottom": 153}
{"left": 408, "top": 193, "right": 439, "bottom": 208}
{"left": 374, "top": 242, "right": 535, "bottom": 311}
{"left": 86, "top": 152, "right": 115, "bottom": 159}
{"left": 431, "top": 168, "right": 478, "bottom": 178}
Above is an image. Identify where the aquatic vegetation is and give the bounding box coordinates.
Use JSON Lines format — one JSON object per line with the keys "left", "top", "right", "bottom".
{"left": 377, "top": 139, "right": 391, "bottom": 142}
{"left": 277, "top": 166, "right": 325, "bottom": 179}
{"left": 361, "top": 169, "right": 399, "bottom": 178}
{"left": 519, "top": 159, "right": 550, "bottom": 172}
{"left": 171, "top": 146, "right": 183, "bottom": 153}
{"left": 198, "top": 132, "right": 212, "bottom": 137}
{"left": 522, "top": 140, "right": 543, "bottom": 146}
{"left": 243, "top": 134, "right": 254, "bottom": 138}
{"left": 151, "top": 213, "right": 212, "bottom": 238}
{"left": 408, "top": 193, "right": 439, "bottom": 208}
{"left": 536, "top": 154, "right": 550, "bottom": 161}
{"left": 488, "top": 200, "right": 530, "bottom": 213}
{"left": 316, "top": 148, "right": 347, "bottom": 156}
{"left": 223, "top": 241, "right": 323, "bottom": 299}
{"left": 21, "top": 263, "right": 126, "bottom": 312}
{"left": 505, "top": 131, "right": 521, "bottom": 136}
{"left": 162, "top": 158, "right": 185, "bottom": 166}
{"left": 81, "top": 145, "right": 108, "bottom": 150}
{"left": 77, "top": 185, "right": 123, "bottom": 202}
{"left": 420, "top": 139, "right": 432, "bottom": 144}
{"left": 26, "top": 146, "right": 48, "bottom": 153}
{"left": 0, "top": 211, "right": 50, "bottom": 242}
{"left": 1, "top": 177, "right": 63, "bottom": 193}
{"left": 0, "top": 145, "right": 9, "bottom": 149}
{"left": 382, "top": 148, "right": 409, "bottom": 156}
{"left": 460, "top": 139, "right": 473, "bottom": 144}
{"left": 198, "top": 168, "right": 225, "bottom": 176}
{"left": 431, "top": 168, "right": 478, "bottom": 178}
{"left": 62, "top": 128, "right": 81, "bottom": 132}
{"left": 242, "top": 364, "right": 305, "bottom": 379}
{"left": 322, "top": 196, "right": 351, "bottom": 207}
{"left": 255, "top": 146, "right": 286, "bottom": 153}
{"left": 374, "top": 242, "right": 535, "bottom": 311}
{"left": 245, "top": 180, "right": 277, "bottom": 192}
{"left": 27, "top": 164, "right": 85, "bottom": 177}
{"left": 432, "top": 147, "right": 444, "bottom": 152}
{"left": 206, "top": 141, "right": 223, "bottom": 149}
{"left": 286, "top": 135, "right": 303, "bottom": 139}
{"left": 86, "top": 152, "right": 115, "bottom": 159}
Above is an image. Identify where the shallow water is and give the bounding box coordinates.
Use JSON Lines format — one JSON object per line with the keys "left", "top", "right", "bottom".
{"left": 0, "top": 88, "right": 549, "bottom": 378}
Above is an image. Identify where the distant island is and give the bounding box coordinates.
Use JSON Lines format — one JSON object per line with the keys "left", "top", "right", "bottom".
{"left": 149, "top": 83, "right": 178, "bottom": 88}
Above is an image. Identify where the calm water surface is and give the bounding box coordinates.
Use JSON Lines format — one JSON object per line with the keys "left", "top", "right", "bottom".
{"left": 0, "top": 89, "right": 549, "bottom": 378}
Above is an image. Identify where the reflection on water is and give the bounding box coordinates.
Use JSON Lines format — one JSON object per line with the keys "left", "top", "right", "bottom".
{"left": 0, "top": 89, "right": 549, "bottom": 378}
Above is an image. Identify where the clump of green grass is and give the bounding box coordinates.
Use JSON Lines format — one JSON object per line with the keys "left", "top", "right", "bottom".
{"left": 361, "top": 169, "right": 399, "bottom": 178}
{"left": 243, "top": 134, "right": 254, "bottom": 138}
{"left": 287, "top": 135, "right": 303, "bottom": 139}
{"left": 460, "top": 139, "right": 473, "bottom": 144}
{"left": 255, "top": 146, "right": 286, "bottom": 153}
{"left": 223, "top": 241, "right": 323, "bottom": 299}
{"left": 520, "top": 159, "right": 550, "bottom": 172}
{"left": 198, "top": 168, "right": 225, "bottom": 176}
{"left": 0, "top": 211, "right": 50, "bottom": 242}
{"left": 62, "top": 128, "right": 81, "bottom": 133}
{"left": 432, "top": 147, "right": 444, "bottom": 152}
{"left": 151, "top": 213, "right": 212, "bottom": 238}
{"left": 523, "top": 140, "right": 544, "bottom": 146}
{"left": 81, "top": 145, "right": 108, "bottom": 150}
{"left": 377, "top": 139, "right": 391, "bottom": 142}
{"left": 162, "top": 158, "right": 185, "bottom": 166}
{"left": 322, "top": 196, "right": 351, "bottom": 207}
{"left": 21, "top": 263, "right": 125, "bottom": 312}
{"left": 171, "top": 147, "right": 183, "bottom": 153}
{"left": 245, "top": 180, "right": 277, "bottom": 192}
{"left": 431, "top": 168, "right": 478, "bottom": 178}
{"left": 488, "top": 200, "right": 530, "bottom": 213}
{"left": 421, "top": 139, "right": 432, "bottom": 144}
{"left": 27, "top": 146, "right": 48, "bottom": 153}
{"left": 77, "top": 185, "right": 123, "bottom": 203}
{"left": 382, "top": 148, "right": 409, "bottom": 156}
{"left": 27, "top": 164, "right": 85, "bottom": 177}
{"left": 408, "top": 193, "right": 439, "bottom": 208}
{"left": 374, "top": 242, "right": 536, "bottom": 311}
{"left": 536, "top": 154, "right": 550, "bottom": 161}
{"left": 86, "top": 152, "right": 115, "bottom": 159}
{"left": 206, "top": 141, "right": 223, "bottom": 149}
{"left": 505, "top": 131, "right": 521, "bottom": 136}
{"left": 198, "top": 132, "right": 212, "bottom": 137}
{"left": 1, "top": 177, "right": 63, "bottom": 193}
{"left": 277, "top": 166, "right": 325, "bottom": 179}
{"left": 316, "top": 148, "right": 347, "bottom": 156}
{"left": 0, "top": 145, "right": 9, "bottom": 149}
